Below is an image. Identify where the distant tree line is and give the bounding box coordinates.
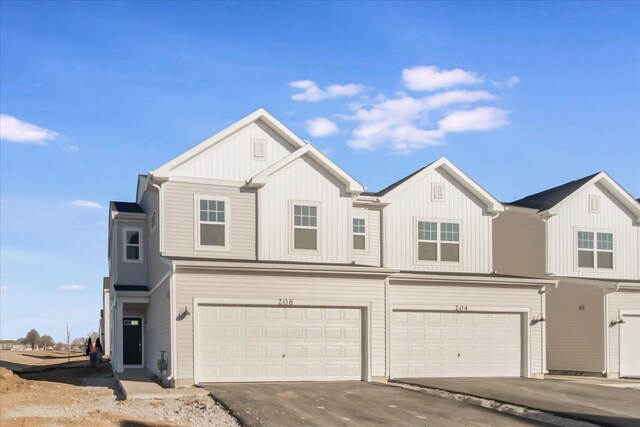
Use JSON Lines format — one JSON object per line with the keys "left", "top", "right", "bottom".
{"left": 8, "top": 328, "right": 99, "bottom": 351}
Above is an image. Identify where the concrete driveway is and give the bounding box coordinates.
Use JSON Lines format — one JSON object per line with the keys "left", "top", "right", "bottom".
{"left": 202, "top": 381, "right": 541, "bottom": 426}
{"left": 395, "top": 377, "right": 640, "bottom": 427}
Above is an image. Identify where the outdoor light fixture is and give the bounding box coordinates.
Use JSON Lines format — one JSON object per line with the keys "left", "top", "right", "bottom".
{"left": 610, "top": 317, "right": 625, "bottom": 327}
{"left": 530, "top": 315, "right": 545, "bottom": 325}
{"left": 177, "top": 306, "right": 191, "bottom": 320}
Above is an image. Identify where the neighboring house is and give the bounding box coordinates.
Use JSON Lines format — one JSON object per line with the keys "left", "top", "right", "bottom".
{"left": 494, "top": 173, "right": 640, "bottom": 378}
{"left": 106, "top": 108, "right": 554, "bottom": 387}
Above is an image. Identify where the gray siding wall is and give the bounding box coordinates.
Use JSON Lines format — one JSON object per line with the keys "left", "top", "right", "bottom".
{"left": 493, "top": 209, "right": 546, "bottom": 278}
{"left": 163, "top": 181, "right": 256, "bottom": 260}
{"left": 174, "top": 271, "right": 386, "bottom": 381}
{"left": 546, "top": 282, "right": 604, "bottom": 372}
{"left": 388, "top": 281, "right": 545, "bottom": 375}
{"left": 140, "top": 190, "right": 171, "bottom": 286}
{"left": 114, "top": 219, "right": 147, "bottom": 285}
{"left": 607, "top": 290, "right": 640, "bottom": 374}
{"left": 352, "top": 206, "right": 381, "bottom": 267}
{"left": 144, "top": 279, "right": 172, "bottom": 376}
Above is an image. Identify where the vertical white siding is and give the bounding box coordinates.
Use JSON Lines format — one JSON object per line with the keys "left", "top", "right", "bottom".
{"left": 171, "top": 120, "right": 296, "bottom": 181}
{"left": 546, "top": 282, "right": 604, "bottom": 372}
{"left": 174, "top": 271, "right": 386, "bottom": 381}
{"left": 144, "top": 279, "right": 172, "bottom": 376}
{"left": 383, "top": 167, "right": 492, "bottom": 273}
{"left": 607, "top": 290, "right": 640, "bottom": 374}
{"left": 547, "top": 182, "right": 640, "bottom": 280}
{"left": 388, "top": 281, "right": 544, "bottom": 375}
{"left": 163, "top": 181, "right": 256, "bottom": 260}
{"left": 258, "top": 156, "right": 351, "bottom": 264}
{"left": 115, "top": 219, "right": 147, "bottom": 285}
{"left": 493, "top": 209, "right": 546, "bottom": 277}
{"left": 352, "top": 206, "right": 381, "bottom": 267}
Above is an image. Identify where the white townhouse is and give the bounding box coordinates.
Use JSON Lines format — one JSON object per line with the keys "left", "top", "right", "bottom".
{"left": 494, "top": 173, "right": 640, "bottom": 378}
{"left": 105, "top": 108, "right": 554, "bottom": 387}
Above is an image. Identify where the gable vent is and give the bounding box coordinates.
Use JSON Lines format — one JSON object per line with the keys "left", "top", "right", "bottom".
{"left": 432, "top": 183, "right": 444, "bottom": 201}
{"left": 589, "top": 195, "right": 601, "bottom": 213}
{"left": 252, "top": 138, "right": 266, "bottom": 159}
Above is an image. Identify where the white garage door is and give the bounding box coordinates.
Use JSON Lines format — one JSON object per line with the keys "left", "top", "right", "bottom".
{"left": 391, "top": 310, "right": 522, "bottom": 378}
{"left": 620, "top": 314, "right": 640, "bottom": 378}
{"left": 196, "top": 305, "right": 362, "bottom": 382}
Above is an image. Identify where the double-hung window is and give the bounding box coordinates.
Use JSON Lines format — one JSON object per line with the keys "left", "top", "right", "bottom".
{"left": 353, "top": 217, "right": 366, "bottom": 250}
{"left": 293, "top": 204, "right": 318, "bottom": 250}
{"left": 123, "top": 228, "right": 143, "bottom": 263}
{"left": 577, "top": 231, "right": 613, "bottom": 269}
{"left": 197, "top": 197, "right": 227, "bottom": 249}
{"left": 417, "top": 220, "right": 460, "bottom": 262}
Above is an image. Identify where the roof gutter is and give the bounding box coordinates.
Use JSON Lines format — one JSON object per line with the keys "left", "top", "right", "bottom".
{"left": 391, "top": 272, "right": 558, "bottom": 288}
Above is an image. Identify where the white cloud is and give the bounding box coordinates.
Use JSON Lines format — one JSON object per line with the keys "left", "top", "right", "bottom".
{"left": 306, "top": 117, "right": 339, "bottom": 137}
{"left": 71, "top": 200, "right": 103, "bottom": 209}
{"left": 438, "top": 107, "right": 510, "bottom": 133}
{"left": 63, "top": 145, "right": 79, "bottom": 153}
{"left": 60, "top": 284, "right": 85, "bottom": 291}
{"left": 0, "top": 114, "right": 59, "bottom": 145}
{"left": 402, "top": 66, "right": 483, "bottom": 91}
{"left": 291, "top": 80, "right": 364, "bottom": 102}
{"left": 492, "top": 76, "right": 520, "bottom": 88}
{"left": 423, "top": 90, "right": 496, "bottom": 110}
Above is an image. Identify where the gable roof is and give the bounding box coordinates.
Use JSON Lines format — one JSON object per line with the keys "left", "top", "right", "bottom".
{"left": 248, "top": 144, "right": 364, "bottom": 194}
{"left": 366, "top": 157, "right": 503, "bottom": 213}
{"left": 510, "top": 172, "right": 640, "bottom": 221}
{"left": 151, "top": 108, "right": 306, "bottom": 179}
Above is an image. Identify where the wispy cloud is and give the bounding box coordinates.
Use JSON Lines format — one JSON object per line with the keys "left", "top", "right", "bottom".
{"left": 438, "top": 107, "right": 510, "bottom": 133}
{"left": 291, "top": 80, "right": 364, "bottom": 102}
{"left": 306, "top": 117, "right": 339, "bottom": 137}
{"left": 63, "top": 145, "right": 79, "bottom": 153}
{"left": 402, "top": 66, "right": 483, "bottom": 92}
{"left": 60, "top": 284, "right": 85, "bottom": 291}
{"left": 492, "top": 76, "right": 520, "bottom": 88}
{"left": 71, "top": 200, "right": 103, "bottom": 209}
{"left": 0, "top": 114, "right": 59, "bottom": 145}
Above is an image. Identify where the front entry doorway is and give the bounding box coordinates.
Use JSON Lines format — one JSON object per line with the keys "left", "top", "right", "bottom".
{"left": 123, "top": 317, "right": 143, "bottom": 366}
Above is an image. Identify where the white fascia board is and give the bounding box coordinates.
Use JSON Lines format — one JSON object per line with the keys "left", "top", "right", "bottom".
{"left": 379, "top": 157, "right": 504, "bottom": 213}
{"left": 391, "top": 272, "right": 557, "bottom": 288}
{"left": 551, "top": 275, "right": 622, "bottom": 291}
{"left": 151, "top": 108, "right": 306, "bottom": 178}
{"left": 618, "top": 282, "right": 640, "bottom": 290}
{"left": 249, "top": 145, "right": 365, "bottom": 194}
{"left": 173, "top": 259, "right": 398, "bottom": 276}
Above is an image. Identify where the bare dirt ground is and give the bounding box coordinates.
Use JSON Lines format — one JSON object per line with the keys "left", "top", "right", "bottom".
{"left": 0, "top": 350, "right": 88, "bottom": 372}
{"left": 0, "top": 354, "right": 239, "bottom": 427}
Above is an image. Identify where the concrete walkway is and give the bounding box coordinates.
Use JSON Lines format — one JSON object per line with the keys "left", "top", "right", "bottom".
{"left": 395, "top": 377, "right": 640, "bottom": 427}
{"left": 115, "top": 369, "right": 208, "bottom": 400}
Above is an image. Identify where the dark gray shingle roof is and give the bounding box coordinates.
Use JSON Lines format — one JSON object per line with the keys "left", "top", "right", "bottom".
{"left": 111, "top": 201, "right": 145, "bottom": 214}
{"left": 362, "top": 160, "right": 437, "bottom": 197}
{"left": 509, "top": 173, "right": 600, "bottom": 211}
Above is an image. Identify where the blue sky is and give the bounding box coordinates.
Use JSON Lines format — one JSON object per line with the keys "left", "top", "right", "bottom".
{"left": 1, "top": 1, "right": 638, "bottom": 342}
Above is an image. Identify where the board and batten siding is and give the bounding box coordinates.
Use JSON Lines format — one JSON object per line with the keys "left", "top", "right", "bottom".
{"left": 174, "top": 271, "right": 387, "bottom": 381}
{"left": 388, "top": 281, "right": 545, "bottom": 375}
{"left": 547, "top": 181, "right": 640, "bottom": 280}
{"left": 170, "top": 120, "right": 296, "bottom": 182}
{"left": 162, "top": 181, "right": 256, "bottom": 260}
{"left": 258, "top": 156, "right": 352, "bottom": 264}
{"left": 383, "top": 167, "right": 493, "bottom": 273}
{"left": 607, "top": 290, "right": 640, "bottom": 374}
{"left": 144, "top": 278, "right": 172, "bottom": 377}
{"left": 114, "top": 219, "right": 147, "bottom": 285}
{"left": 546, "top": 282, "right": 605, "bottom": 372}
{"left": 493, "top": 208, "right": 546, "bottom": 278}
{"left": 352, "top": 206, "right": 381, "bottom": 267}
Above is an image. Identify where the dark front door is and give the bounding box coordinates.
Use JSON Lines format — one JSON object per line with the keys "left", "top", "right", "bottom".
{"left": 123, "top": 317, "right": 142, "bottom": 365}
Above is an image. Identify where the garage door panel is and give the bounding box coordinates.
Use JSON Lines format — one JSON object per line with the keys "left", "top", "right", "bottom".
{"left": 620, "top": 315, "right": 640, "bottom": 378}
{"left": 392, "top": 310, "right": 522, "bottom": 378}
{"left": 197, "top": 305, "right": 362, "bottom": 382}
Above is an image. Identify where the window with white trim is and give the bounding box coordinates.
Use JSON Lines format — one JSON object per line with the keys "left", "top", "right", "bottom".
{"left": 577, "top": 231, "right": 613, "bottom": 269}
{"left": 123, "top": 228, "right": 143, "bottom": 262}
{"left": 417, "top": 221, "right": 460, "bottom": 262}
{"left": 353, "top": 217, "right": 366, "bottom": 250}
{"left": 293, "top": 204, "right": 317, "bottom": 250}
{"left": 198, "top": 199, "right": 226, "bottom": 247}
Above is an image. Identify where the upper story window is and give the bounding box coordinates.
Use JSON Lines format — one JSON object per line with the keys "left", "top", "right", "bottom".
{"left": 417, "top": 220, "right": 460, "bottom": 262}
{"left": 577, "top": 231, "right": 613, "bottom": 269}
{"left": 123, "top": 227, "right": 143, "bottom": 263}
{"left": 196, "top": 196, "right": 228, "bottom": 250}
{"left": 293, "top": 204, "right": 318, "bottom": 251}
{"left": 353, "top": 217, "right": 366, "bottom": 250}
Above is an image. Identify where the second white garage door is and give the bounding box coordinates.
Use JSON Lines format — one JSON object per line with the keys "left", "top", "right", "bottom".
{"left": 620, "top": 314, "right": 640, "bottom": 378}
{"left": 196, "top": 305, "right": 362, "bottom": 382}
{"left": 391, "top": 310, "right": 522, "bottom": 378}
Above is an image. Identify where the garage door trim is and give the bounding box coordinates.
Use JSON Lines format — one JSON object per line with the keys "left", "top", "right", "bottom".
{"left": 387, "top": 304, "right": 531, "bottom": 378}
{"left": 192, "top": 297, "right": 372, "bottom": 383}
